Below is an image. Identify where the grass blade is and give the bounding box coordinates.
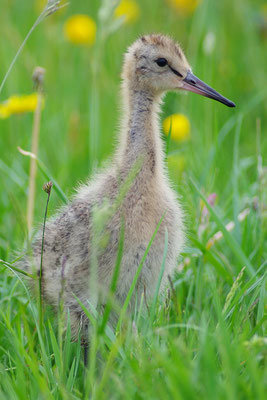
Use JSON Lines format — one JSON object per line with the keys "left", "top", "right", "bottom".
{"left": 116, "top": 213, "right": 165, "bottom": 332}
{"left": 18, "top": 147, "right": 68, "bottom": 204}
{"left": 232, "top": 114, "right": 242, "bottom": 241}
{"left": 98, "top": 218, "right": 125, "bottom": 334}
{"left": 190, "top": 177, "right": 255, "bottom": 277}
{"left": 0, "top": 259, "right": 35, "bottom": 279}
{"left": 0, "top": 159, "right": 26, "bottom": 189}
{"left": 149, "top": 228, "right": 168, "bottom": 326}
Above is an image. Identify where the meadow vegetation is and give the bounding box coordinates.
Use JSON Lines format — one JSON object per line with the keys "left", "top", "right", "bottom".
{"left": 0, "top": 0, "right": 266, "bottom": 398}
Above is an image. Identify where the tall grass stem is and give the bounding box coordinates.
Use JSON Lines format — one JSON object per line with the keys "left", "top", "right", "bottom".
{"left": 27, "top": 67, "right": 45, "bottom": 235}
{"left": 0, "top": 1, "right": 63, "bottom": 95}
{"left": 39, "top": 181, "right": 53, "bottom": 336}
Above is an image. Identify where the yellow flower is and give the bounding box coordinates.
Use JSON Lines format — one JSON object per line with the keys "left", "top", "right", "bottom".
{"left": 166, "top": 0, "right": 200, "bottom": 15}
{"left": 115, "top": 0, "right": 140, "bottom": 23}
{"left": 63, "top": 15, "right": 96, "bottom": 45}
{"left": 0, "top": 94, "right": 40, "bottom": 119}
{"left": 163, "top": 113, "right": 191, "bottom": 142}
{"left": 0, "top": 104, "right": 10, "bottom": 119}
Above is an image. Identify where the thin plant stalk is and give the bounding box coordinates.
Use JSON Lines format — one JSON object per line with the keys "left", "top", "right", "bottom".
{"left": 88, "top": 0, "right": 122, "bottom": 171}
{"left": 256, "top": 118, "right": 264, "bottom": 248}
{"left": 149, "top": 228, "right": 168, "bottom": 326}
{"left": 58, "top": 256, "right": 67, "bottom": 368}
{"left": 0, "top": 259, "right": 35, "bottom": 279}
{"left": 116, "top": 213, "right": 165, "bottom": 332}
{"left": 98, "top": 217, "right": 125, "bottom": 334}
{"left": 18, "top": 147, "right": 68, "bottom": 204}
{"left": 0, "top": 16, "right": 43, "bottom": 95}
{"left": 39, "top": 181, "right": 53, "bottom": 336}
{"left": 0, "top": 1, "right": 64, "bottom": 95}
{"left": 190, "top": 178, "right": 255, "bottom": 277}
{"left": 206, "top": 207, "right": 250, "bottom": 249}
{"left": 27, "top": 67, "right": 45, "bottom": 235}
{"left": 232, "top": 114, "right": 243, "bottom": 241}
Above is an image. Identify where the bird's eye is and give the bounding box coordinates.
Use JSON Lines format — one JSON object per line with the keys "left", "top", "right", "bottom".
{"left": 155, "top": 58, "right": 168, "bottom": 67}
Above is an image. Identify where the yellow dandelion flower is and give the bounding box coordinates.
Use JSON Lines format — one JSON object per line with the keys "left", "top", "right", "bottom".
{"left": 163, "top": 113, "right": 191, "bottom": 142}
{"left": 0, "top": 93, "right": 41, "bottom": 119}
{"left": 63, "top": 14, "right": 96, "bottom": 45}
{"left": 0, "top": 104, "right": 10, "bottom": 119}
{"left": 166, "top": 0, "right": 200, "bottom": 16}
{"left": 7, "top": 94, "right": 39, "bottom": 114}
{"left": 115, "top": 0, "right": 140, "bottom": 23}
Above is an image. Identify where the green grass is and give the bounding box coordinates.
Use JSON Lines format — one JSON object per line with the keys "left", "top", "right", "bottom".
{"left": 0, "top": 0, "right": 266, "bottom": 398}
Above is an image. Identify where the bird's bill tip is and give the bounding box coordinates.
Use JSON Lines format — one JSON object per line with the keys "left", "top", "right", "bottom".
{"left": 182, "top": 71, "right": 236, "bottom": 108}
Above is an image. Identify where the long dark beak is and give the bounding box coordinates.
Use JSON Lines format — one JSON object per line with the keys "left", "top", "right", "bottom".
{"left": 182, "top": 71, "right": 236, "bottom": 108}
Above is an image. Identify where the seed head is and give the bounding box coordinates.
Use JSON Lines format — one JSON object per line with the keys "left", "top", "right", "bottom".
{"left": 32, "top": 66, "right": 46, "bottom": 90}
{"left": 43, "top": 181, "right": 53, "bottom": 195}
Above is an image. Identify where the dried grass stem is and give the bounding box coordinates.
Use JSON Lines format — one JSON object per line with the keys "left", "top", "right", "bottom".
{"left": 27, "top": 67, "right": 45, "bottom": 234}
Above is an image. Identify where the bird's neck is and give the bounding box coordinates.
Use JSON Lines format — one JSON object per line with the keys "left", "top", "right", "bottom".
{"left": 116, "top": 83, "right": 164, "bottom": 181}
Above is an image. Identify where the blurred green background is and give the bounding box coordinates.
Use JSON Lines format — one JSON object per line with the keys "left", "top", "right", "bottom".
{"left": 0, "top": 2, "right": 266, "bottom": 399}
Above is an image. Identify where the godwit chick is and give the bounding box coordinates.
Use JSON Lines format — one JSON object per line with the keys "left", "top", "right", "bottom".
{"left": 25, "top": 34, "right": 235, "bottom": 340}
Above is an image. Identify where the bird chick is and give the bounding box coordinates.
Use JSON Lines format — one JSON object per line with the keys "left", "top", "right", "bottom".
{"left": 25, "top": 34, "right": 235, "bottom": 340}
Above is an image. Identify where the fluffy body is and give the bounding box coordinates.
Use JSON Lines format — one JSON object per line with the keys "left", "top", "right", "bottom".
{"left": 26, "top": 34, "right": 186, "bottom": 338}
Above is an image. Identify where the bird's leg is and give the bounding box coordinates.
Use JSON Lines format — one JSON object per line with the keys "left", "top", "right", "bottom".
{"left": 83, "top": 341, "right": 89, "bottom": 368}
{"left": 81, "top": 313, "right": 89, "bottom": 367}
